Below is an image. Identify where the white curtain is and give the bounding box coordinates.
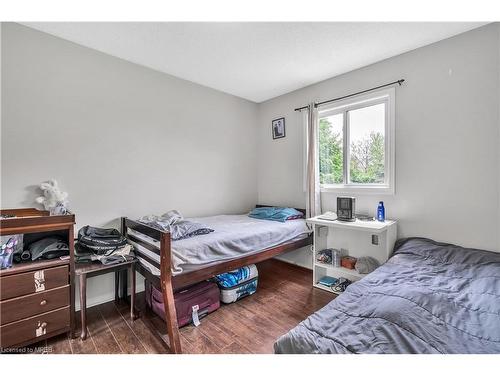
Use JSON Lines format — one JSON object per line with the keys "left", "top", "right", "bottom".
{"left": 305, "top": 103, "right": 321, "bottom": 218}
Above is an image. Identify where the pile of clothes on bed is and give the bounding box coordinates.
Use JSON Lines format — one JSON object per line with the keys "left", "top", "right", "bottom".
{"left": 75, "top": 226, "right": 134, "bottom": 265}
{"left": 138, "top": 210, "right": 214, "bottom": 240}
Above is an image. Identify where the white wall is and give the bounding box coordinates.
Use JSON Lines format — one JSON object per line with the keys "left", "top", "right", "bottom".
{"left": 498, "top": 23, "right": 500, "bottom": 254}
{"left": 258, "top": 23, "right": 500, "bottom": 268}
{"left": 1, "top": 23, "right": 258, "bottom": 307}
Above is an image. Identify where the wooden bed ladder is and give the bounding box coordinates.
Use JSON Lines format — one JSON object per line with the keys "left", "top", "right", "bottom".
{"left": 159, "top": 231, "right": 182, "bottom": 353}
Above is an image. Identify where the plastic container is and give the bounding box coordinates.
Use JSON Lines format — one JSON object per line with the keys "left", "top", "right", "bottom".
{"left": 332, "top": 249, "right": 342, "bottom": 267}
{"left": 377, "top": 201, "right": 385, "bottom": 222}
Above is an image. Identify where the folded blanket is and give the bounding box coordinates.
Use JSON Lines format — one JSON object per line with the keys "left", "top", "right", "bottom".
{"left": 248, "top": 207, "right": 304, "bottom": 223}
{"left": 139, "top": 210, "right": 214, "bottom": 241}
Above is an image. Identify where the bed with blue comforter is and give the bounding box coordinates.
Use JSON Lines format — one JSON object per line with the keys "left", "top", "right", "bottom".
{"left": 274, "top": 237, "right": 500, "bottom": 354}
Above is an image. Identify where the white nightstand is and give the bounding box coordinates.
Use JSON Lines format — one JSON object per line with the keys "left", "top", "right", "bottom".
{"left": 307, "top": 216, "right": 397, "bottom": 294}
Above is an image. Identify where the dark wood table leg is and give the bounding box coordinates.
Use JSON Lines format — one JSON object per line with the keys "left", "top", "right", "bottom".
{"left": 130, "top": 263, "right": 137, "bottom": 320}
{"left": 79, "top": 273, "right": 87, "bottom": 340}
{"left": 121, "top": 269, "right": 128, "bottom": 300}
{"left": 114, "top": 271, "right": 120, "bottom": 302}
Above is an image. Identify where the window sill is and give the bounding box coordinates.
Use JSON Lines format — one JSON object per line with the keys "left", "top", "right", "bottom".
{"left": 320, "top": 184, "right": 394, "bottom": 196}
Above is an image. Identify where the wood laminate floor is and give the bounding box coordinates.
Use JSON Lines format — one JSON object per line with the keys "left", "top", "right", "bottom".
{"left": 25, "top": 259, "right": 335, "bottom": 354}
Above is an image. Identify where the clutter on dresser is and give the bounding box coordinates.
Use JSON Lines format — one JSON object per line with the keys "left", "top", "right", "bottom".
{"left": 13, "top": 236, "right": 70, "bottom": 263}
{"left": 215, "top": 264, "right": 259, "bottom": 303}
{"left": 0, "top": 208, "right": 75, "bottom": 348}
{"left": 1, "top": 215, "right": 72, "bottom": 268}
{"left": 145, "top": 279, "right": 220, "bottom": 328}
{"left": 35, "top": 179, "right": 71, "bottom": 215}
{"left": 75, "top": 225, "right": 134, "bottom": 265}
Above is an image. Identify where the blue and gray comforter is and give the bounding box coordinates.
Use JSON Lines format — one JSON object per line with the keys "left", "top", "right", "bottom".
{"left": 274, "top": 237, "right": 500, "bottom": 354}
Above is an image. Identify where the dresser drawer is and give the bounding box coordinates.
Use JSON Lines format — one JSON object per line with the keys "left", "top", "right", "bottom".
{"left": 0, "top": 306, "right": 70, "bottom": 348}
{"left": 0, "top": 265, "right": 68, "bottom": 301}
{"left": 0, "top": 285, "right": 69, "bottom": 325}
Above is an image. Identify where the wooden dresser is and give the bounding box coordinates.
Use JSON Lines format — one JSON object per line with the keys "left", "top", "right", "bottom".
{"left": 0, "top": 209, "right": 75, "bottom": 349}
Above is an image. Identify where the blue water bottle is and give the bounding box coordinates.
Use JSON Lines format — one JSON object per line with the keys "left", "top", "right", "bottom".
{"left": 377, "top": 201, "right": 385, "bottom": 222}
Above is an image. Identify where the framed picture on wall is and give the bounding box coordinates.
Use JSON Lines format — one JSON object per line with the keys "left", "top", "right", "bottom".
{"left": 272, "top": 117, "right": 286, "bottom": 139}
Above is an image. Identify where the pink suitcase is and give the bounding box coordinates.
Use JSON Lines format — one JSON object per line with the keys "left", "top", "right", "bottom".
{"left": 145, "top": 280, "right": 220, "bottom": 327}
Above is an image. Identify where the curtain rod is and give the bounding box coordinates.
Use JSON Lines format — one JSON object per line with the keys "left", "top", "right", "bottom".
{"left": 294, "top": 79, "right": 405, "bottom": 112}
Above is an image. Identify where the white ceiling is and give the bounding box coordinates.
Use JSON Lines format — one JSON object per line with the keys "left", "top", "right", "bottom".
{"left": 22, "top": 22, "right": 487, "bottom": 103}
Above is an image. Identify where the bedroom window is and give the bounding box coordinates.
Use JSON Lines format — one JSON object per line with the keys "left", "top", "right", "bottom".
{"left": 318, "top": 87, "right": 395, "bottom": 194}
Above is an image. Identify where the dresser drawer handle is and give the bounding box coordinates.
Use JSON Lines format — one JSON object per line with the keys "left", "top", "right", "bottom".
{"left": 40, "top": 300, "right": 47, "bottom": 306}
{"left": 36, "top": 321, "right": 48, "bottom": 337}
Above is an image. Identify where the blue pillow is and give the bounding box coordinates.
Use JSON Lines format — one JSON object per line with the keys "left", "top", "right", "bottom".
{"left": 248, "top": 207, "right": 304, "bottom": 223}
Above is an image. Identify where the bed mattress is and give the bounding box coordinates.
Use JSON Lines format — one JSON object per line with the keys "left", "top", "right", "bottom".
{"left": 274, "top": 237, "right": 500, "bottom": 354}
{"left": 128, "top": 214, "right": 310, "bottom": 276}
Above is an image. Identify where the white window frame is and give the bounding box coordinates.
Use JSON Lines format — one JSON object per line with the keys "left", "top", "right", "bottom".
{"left": 317, "top": 87, "right": 395, "bottom": 195}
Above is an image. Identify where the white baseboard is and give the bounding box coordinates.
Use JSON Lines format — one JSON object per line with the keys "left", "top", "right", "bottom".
{"left": 274, "top": 256, "right": 312, "bottom": 270}
{"left": 275, "top": 245, "right": 313, "bottom": 270}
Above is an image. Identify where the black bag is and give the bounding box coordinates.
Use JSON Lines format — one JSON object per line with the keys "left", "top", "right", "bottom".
{"left": 77, "top": 226, "right": 127, "bottom": 255}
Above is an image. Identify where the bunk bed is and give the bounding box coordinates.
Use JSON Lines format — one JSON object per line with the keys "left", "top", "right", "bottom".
{"left": 121, "top": 206, "right": 311, "bottom": 353}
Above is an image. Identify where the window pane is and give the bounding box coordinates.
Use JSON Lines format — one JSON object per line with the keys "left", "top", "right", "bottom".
{"left": 348, "top": 103, "right": 385, "bottom": 184}
{"left": 319, "top": 113, "right": 344, "bottom": 184}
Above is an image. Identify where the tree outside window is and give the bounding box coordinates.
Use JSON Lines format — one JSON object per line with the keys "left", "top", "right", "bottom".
{"left": 319, "top": 101, "right": 386, "bottom": 186}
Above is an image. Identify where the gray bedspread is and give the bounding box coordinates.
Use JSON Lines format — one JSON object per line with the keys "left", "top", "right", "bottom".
{"left": 128, "top": 214, "right": 310, "bottom": 275}
{"left": 274, "top": 237, "right": 500, "bottom": 354}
